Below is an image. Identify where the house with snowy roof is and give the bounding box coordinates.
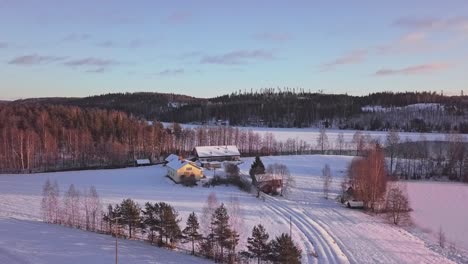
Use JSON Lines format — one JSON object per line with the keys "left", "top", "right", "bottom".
{"left": 166, "top": 158, "right": 204, "bottom": 183}
{"left": 164, "top": 154, "right": 180, "bottom": 164}
{"left": 193, "top": 145, "right": 241, "bottom": 168}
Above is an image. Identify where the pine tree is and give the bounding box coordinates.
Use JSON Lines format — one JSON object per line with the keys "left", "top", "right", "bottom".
{"left": 159, "top": 202, "right": 182, "bottom": 247}
{"left": 269, "top": 233, "right": 302, "bottom": 264}
{"left": 183, "top": 212, "right": 201, "bottom": 255}
{"left": 119, "top": 198, "right": 141, "bottom": 239}
{"left": 141, "top": 202, "right": 161, "bottom": 244}
{"left": 246, "top": 224, "right": 270, "bottom": 264}
{"left": 212, "top": 203, "right": 234, "bottom": 262}
{"left": 249, "top": 156, "right": 266, "bottom": 185}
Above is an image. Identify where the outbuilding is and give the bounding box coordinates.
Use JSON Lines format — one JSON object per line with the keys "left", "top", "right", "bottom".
{"left": 193, "top": 145, "right": 241, "bottom": 167}
{"left": 135, "top": 159, "right": 151, "bottom": 166}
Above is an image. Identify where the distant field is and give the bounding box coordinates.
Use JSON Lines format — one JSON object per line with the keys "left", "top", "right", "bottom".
{"left": 177, "top": 124, "right": 465, "bottom": 149}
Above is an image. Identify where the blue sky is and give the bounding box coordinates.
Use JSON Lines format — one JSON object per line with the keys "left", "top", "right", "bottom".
{"left": 1, "top": 0, "right": 467, "bottom": 99}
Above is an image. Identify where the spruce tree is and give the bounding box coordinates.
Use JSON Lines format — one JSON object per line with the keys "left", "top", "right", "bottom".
{"left": 120, "top": 198, "right": 141, "bottom": 239}
{"left": 246, "top": 224, "right": 270, "bottom": 264}
{"left": 159, "top": 202, "right": 182, "bottom": 246}
{"left": 269, "top": 233, "right": 302, "bottom": 264}
{"left": 212, "top": 203, "right": 233, "bottom": 262}
{"left": 249, "top": 156, "right": 266, "bottom": 185}
{"left": 183, "top": 212, "right": 201, "bottom": 255}
{"left": 142, "top": 202, "right": 161, "bottom": 244}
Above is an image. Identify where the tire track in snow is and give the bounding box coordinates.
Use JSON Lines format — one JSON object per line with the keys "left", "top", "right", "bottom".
{"left": 263, "top": 202, "right": 316, "bottom": 264}
{"left": 264, "top": 196, "right": 350, "bottom": 264}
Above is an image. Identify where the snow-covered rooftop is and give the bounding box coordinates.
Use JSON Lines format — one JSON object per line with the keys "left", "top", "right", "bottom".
{"left": 135, "top": 159, "right": 150, "bottom": 165}
{"left": 165, "top": 154, "right": 180, "bottom": 163}
{"left": 166, "top": 159, "right": 200, "bottom": 171}
{"left": 195, "top": 145, "right": 240, "bottom": 158}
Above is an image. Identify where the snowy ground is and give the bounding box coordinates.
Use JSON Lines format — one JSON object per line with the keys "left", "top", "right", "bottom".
{"left": 0, "top": 155, "right": 465, "bottom": 263}
{"left": 406, "top": 182, "right": 468, "bottom": 252}
{"left": 0, "top": 218, "right": 210, "bottom": 264}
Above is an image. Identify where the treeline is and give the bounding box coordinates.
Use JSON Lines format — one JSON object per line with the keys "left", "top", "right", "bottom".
{"left": 166, "top": 90, "right": 468, "bottom": 132}
{"left": 41, "top": 184, "right": 302, "bottom": 263}
{"left": 384, "top": 131, "right": 468, "bottom": 182}
{"left": 9, "top": 90, "right": 468, "bottom": 132}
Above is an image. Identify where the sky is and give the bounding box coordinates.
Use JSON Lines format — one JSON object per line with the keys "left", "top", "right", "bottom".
{"left": 0, "top": 0, "right": 468, "bottom": 99}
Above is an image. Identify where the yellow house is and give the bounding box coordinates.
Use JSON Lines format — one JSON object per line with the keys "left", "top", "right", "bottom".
{"left": 166, "top": 159, "right": 204, "bottom": 183}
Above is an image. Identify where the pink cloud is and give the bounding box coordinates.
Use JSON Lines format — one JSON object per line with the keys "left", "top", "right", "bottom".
{"left": 375, "top": 32, "right": 433, "bottom": 54}
{"left": 86, "top": 67, "right": 106, "bottom": 73}
{"left": 394, "top": 16, "right": 468, "bottom": 33}
{"left": 374, "top": 63, "right": 450, "bottom": 76}
{"left": 201, "top": 49, "right": 274, "bottom": 65}
{"left": 64, "top": 57, "right": 118, "bottom": 67}
{"left": 8, "top": 54, "right": 66, "bottom": 65}
{"left": 320, "top": 49, "right": 367, "bottom": 71}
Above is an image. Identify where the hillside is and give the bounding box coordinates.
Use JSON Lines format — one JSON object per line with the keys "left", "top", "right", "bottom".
{"left": 10, "top": 91, "right": 468, "bottom": 133}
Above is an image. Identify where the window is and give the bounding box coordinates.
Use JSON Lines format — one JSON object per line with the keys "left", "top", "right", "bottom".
{"left": 186, "top": 167, "right": 192, "bottom": 171}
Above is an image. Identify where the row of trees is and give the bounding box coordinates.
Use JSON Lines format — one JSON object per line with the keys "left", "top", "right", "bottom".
{"left": 41, "top": 184, "right": 302, "bottom": 263}
{"left": 41, "top": 180, "right": 103, "bottom": 231}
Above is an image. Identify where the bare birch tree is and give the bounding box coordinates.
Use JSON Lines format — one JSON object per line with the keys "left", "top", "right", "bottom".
{"left": 385, "top": 183, "right": 410, "bottom": 225}
{"left": 63, "top": 184, "right": 81, "bottom": 227}
{"left": 317, "top": 128, "right": 329, "bottom": 154}
{"left": 322, "top": 164, "right": 332, "bottom": 199}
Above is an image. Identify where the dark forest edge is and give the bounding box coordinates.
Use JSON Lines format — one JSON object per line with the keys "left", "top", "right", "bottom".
{"left": 8, "top": 89, "right": 468, "bottom": 132}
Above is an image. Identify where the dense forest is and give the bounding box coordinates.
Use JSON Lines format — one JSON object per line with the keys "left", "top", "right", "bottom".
{"left": 0, "top": 104, "right": 312, "bottom": 173}
{"left": 12, "top": 90, "right": 468, "bottom": 133}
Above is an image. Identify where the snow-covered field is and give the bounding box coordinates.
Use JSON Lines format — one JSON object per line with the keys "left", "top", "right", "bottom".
{"left": 406, "top": 182, "right": 468, "bottom": 252}
{"left": 0, "top": 155, "right": 466, "bottom": 263}
{"left": 0, "top": 218, "right": 210, "bottom": 264}
{"left": 176, "top": 123, "right": 465, "bottom": 148}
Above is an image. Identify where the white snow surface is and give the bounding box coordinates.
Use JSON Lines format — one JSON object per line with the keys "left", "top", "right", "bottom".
{"left": 195, "top": 145, "right": 240, "bottom": 157}
{"left": 0, "top": 155, "right": 464, "bottom": 263}
{"left": 406, "top": 182, "right": 468, "bottom": 252}
{"left": 0, "top": 218, "right": 210, "bottom": 264}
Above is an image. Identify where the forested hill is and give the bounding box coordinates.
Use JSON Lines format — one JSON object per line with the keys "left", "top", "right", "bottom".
{"left": 9, "top": 90, "right": 468, "bottom": 132}
{"left": 13, "top": 92, "right": 204, "bottom": 120}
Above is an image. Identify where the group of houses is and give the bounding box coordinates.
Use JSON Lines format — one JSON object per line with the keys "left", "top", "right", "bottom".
{"left": 135, "top": 145, "right": 283, "bottom": 194}
{"left": 164, "top": 145, "right": 241, "bottom": 183}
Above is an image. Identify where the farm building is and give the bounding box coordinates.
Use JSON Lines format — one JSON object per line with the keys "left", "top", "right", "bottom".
{"left": 166, "top": 159, "right": 204, "bottom": 183}
{"left": 256, "top": 174, "right": 283, "bottom": 194}
{"left": 194, "top": 145, "right": 241, "bottom": 168}
{"left": 164, "top": 154, "right": 180, "bottom": 164}
{"left": 134, "top": 159, "right": 151, "bottom": 166}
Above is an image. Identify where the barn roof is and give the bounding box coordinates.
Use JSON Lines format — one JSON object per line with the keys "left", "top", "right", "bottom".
{"left": 165, "top": 154, "right": 180, "bottom": 163}
{"left": 135, "top": 159, "right": 151, "bottom": 165}
{"left": 195, "top": 145, "right": 240, "bottom": 158}
{"left": 166, "top": 159, "right": 201, "bottom": 171}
